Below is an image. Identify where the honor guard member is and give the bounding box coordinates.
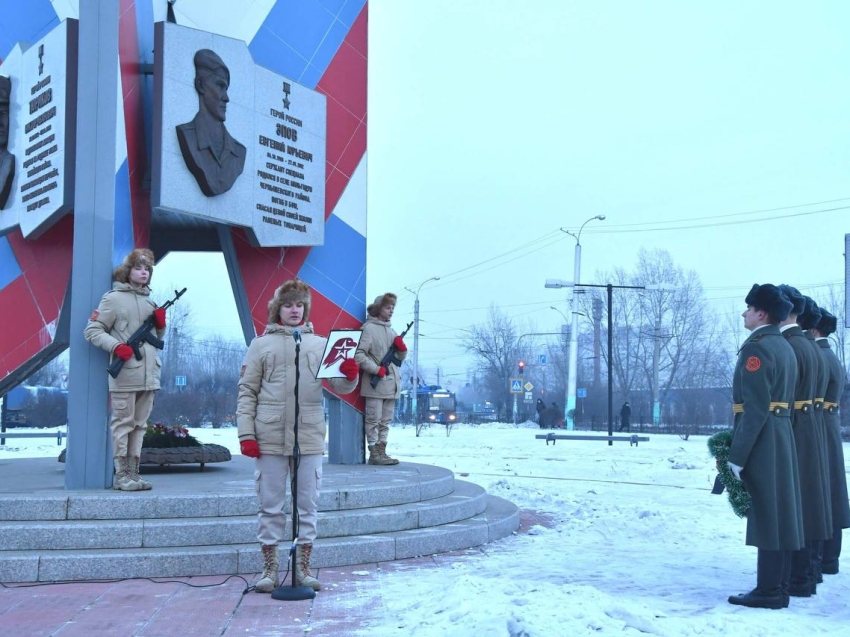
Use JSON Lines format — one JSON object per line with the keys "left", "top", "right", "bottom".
{"left": 776, "top": 286, "right": 832, "bottom": 597}
{"left": 811, "top": 309, "right": 850, "bottom": 575}
{"left": 798, "top": 296, "right": 834, "bottom": 587}
{"left": 84, "top": 249, "right": 166, "bottom": 491}
{"left": 727, "top": 284, "right": 803, "bottom": 610}
{"left": 355, "top": 293, "right": 408, "bottom": 465}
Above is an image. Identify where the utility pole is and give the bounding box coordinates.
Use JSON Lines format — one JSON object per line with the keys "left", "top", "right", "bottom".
{"left": 592, "top": 297, "right": 602, "bottom": 388}
{"left": 557, "top": 215, "right": 605, "bottom": 430}
{"left": 652, "top": 313, "right": 661, "bottom": 425}
{"left": 407, "top": 276, "right": 439, "bottom": 427}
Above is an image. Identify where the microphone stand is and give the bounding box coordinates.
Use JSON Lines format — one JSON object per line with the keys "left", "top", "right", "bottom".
{"left": 272, "top": 327, "right": 316, "bottom": 601}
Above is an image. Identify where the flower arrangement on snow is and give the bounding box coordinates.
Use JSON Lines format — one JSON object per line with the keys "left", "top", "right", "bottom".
{"left": 143, "top": 422, "right": 201, "bottom": 448}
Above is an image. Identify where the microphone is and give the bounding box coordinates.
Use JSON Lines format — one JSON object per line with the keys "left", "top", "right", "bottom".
{"left": 292, "top": 328, "right": 301, "bottom": 344}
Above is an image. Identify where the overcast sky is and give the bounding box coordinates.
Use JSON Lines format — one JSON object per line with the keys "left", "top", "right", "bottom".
{"left": 159, "top": 1, "right": 850, "bottom": 387}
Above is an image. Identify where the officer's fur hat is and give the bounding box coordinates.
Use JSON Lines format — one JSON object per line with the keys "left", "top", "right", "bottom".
{"left": 816, "top": 309, "right": 837, "bottom": 336}
{"left": 798, "top": 297, "right": 822, "bottom": 330}
{"left": 268, "top": 279, "right": 311, "bottom": 324}
{"left": 745, "top": 284, "right": 792, "bottom": 324}
{"left": 777, "top": 284, "right": 806, "bottom": 316}
{"left": 367, "top": 292, "right": 397, "bottom": 318}
{"left": 113, "top": 248, "right": 155, "bottom": 284}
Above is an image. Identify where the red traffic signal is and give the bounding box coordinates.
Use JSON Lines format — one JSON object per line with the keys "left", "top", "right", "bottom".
{"left": 518, "top": 361, "right": 525, "bottom": 374}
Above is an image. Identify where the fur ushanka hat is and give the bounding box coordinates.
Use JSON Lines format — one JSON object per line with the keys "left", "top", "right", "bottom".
{"left": 268, "top": 279, "right": 311, "bottom": 324}
{"left": 113, "top": 248, "right": 155, "bottom": 284}
{"left": 777, "top": 284, "right": 806, "bottom": 316}
{"left": 797, "top": 297, "right": 822, "bottom": 331}
{"left": 367, "top": 292, "right": 397, "bottom": 318}
{"left": 744, "top": 283, "right": 793, "bottom": 323}
{"left": 816, "top": 309, "right": 837, "bottom": 336}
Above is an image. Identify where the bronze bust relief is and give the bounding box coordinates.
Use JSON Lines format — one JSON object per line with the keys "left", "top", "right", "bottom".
{"left": 176, "top": 49, "right": 246, "bottom": 197}
{"left": 0, "top": 76, "right": 16, "bottom": 209}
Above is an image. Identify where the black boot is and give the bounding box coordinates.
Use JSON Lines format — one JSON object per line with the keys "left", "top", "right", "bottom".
{"left": 811, "top": 540, "right": 823, "bottom": 585}
{"left": 822, "top": 529, "right": 841, "bottom": 575}
{"left": 728, "top": 549, "right": 785, "bottom": 610}
{"left": 780, "top": 550, "right": 791, "bottom": 608}
{"left": 788, "top": 544, "right": 812, "bottom": 597}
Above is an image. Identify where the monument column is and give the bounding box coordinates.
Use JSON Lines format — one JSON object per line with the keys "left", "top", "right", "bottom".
{"left": 65, "top": 0, "right": 121, "bottom": 489}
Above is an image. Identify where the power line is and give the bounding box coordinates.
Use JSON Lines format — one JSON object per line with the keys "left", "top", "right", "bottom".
{"left": 570, "top": 196, "right": 850, "bottom": 231}
{"left": 581, "top": 204, "right": 850, "bottom": 234}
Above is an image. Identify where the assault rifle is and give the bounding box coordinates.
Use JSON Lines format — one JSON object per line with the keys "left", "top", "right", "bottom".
{"left": 107, "top": 287, "right": 187, "bottom": 379}
{"left": 370, "top": 321, "right": 413, "bottom": 389}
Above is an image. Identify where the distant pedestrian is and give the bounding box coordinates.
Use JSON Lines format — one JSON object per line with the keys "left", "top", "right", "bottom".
{"left": 618, "top": 401, "right": 631, "bottom": 432}
{"left": 535, "top": 399, "right": 545, "bottom": 427}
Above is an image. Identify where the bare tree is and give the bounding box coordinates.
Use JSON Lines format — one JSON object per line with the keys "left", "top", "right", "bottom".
{"left": 461, "top": 305, "right": 521, "bottom": 419}
{"left": 24, "top": 353, "right": 69, "bottom": 388}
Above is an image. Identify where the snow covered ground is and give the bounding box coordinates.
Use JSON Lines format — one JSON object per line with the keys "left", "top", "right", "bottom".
{"left": 3, "top": 422, "right": 849, "bottom": 635}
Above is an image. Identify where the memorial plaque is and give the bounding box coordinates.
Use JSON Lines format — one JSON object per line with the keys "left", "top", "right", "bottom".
{"left": 0, "top": 19, "right": 78, "bottom": 239}
{"left": 152, "top": 22, "right": 327, "bottom": 248}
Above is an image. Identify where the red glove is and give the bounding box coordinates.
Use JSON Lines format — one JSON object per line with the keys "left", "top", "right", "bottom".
{"left": 339, "top": 358, "right": 359, "bottom": 381}
{"left": 377, "top": 366, "right": 387, "bottom": 378}
{"left": 393, "top": 336, "right": 407, "bottom": 352}
{"left": 114, "top": 344, "right": 134, "bottom": 361}
{"left": 153, "top": 307, "right": 166, "bottom": 329}
{"left": 240, "top": 440, "right": 261, "bottom": 458}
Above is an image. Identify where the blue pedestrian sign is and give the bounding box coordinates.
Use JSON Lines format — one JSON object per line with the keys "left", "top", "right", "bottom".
{"left": 509, "top": 378, "right": 523, "bottom": 394}
{"left": 538, "top": 354, "right": 547, "bottom": 365}
{"left": 577, "top": 388, "right": 587, "bottom": 398}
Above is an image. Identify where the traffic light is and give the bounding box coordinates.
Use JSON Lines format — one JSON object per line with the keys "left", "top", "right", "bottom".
{"left": 518, "top": 361, "right": 525, "bottom": 375}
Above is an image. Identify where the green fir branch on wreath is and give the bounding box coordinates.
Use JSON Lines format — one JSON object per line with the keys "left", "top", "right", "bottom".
{"left": 707, "top": 430, "right": 751, "bottom": 518}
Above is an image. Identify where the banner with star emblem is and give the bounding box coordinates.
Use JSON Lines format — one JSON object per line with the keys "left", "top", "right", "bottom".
{"left": 317, "top": 329, "right": 363, "bottom": 379}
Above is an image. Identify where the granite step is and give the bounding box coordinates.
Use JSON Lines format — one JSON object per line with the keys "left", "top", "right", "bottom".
{"left": 0, "top": 481, "right": 489, "bottom": 551}
{"left": 0, "top": 495, "right": 520, "bottom": 583}
{"left": 0, "top": 462, "right": 456, "bottom": 521}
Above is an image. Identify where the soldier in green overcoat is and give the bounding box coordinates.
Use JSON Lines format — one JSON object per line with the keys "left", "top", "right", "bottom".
{"left": 812, "top": 309, "right": 850, "bottom": 575}
{"left": 799, "top": 296, "right": 835, "bottom": 587}
{"left": 777, "top": 286, "right": 832, "bottom": 597}
{"left": 727, "top": 284, "right": 804, "bottom": 610}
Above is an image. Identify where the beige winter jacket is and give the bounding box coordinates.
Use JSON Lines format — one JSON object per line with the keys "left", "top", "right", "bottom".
{"left": 84, "top": 282, "right": 164, "bottom": 392}
{"left": 237, "top": 323, "right": 358, "bottom": 456}
{"left": 355, "top": 316, "right": 407, "bottom": 399}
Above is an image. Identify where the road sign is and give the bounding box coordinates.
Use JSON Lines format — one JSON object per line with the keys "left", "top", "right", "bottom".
{"left": 509, "top": 378, "right": 523, "bottom": 393}
{"left": 524, "top": 382, "right": 533, "bottom": 392}
{"left": 524, "top": 391, "right": 533, "bottom": 402}
{"left": 175, "top": 375, "right": 187, "bottom": 387}
{"left": 577, "top": 388, "right": 587, "bottom": 398}
{"left": 538, "top": 354, "right": 547, "bottom": 365}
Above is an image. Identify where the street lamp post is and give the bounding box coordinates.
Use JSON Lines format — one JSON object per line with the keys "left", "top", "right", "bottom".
{"left": 406, "top": 276, "right": 440, "bottom": 427}
{"left": 558, "top": 215, "right": 605, "bottom": 430}
{"left": 546, "top": 279, "right": 665, "bottom": 445}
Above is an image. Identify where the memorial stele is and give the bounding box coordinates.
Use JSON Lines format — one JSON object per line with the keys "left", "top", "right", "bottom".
{"left": 151, "top": 22, "right": 327, "bottom": 248}
{"left": 0, "top": 19, "right": 78, "bottom": 240}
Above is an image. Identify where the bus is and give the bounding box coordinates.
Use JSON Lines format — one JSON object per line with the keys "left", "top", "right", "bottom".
{"left": 397, "top": 385, "right": 457, "bottom": 426}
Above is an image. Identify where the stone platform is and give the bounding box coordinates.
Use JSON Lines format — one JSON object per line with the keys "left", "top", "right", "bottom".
{"left": 0, "top": 456, "right": 519, "bottom": 582}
